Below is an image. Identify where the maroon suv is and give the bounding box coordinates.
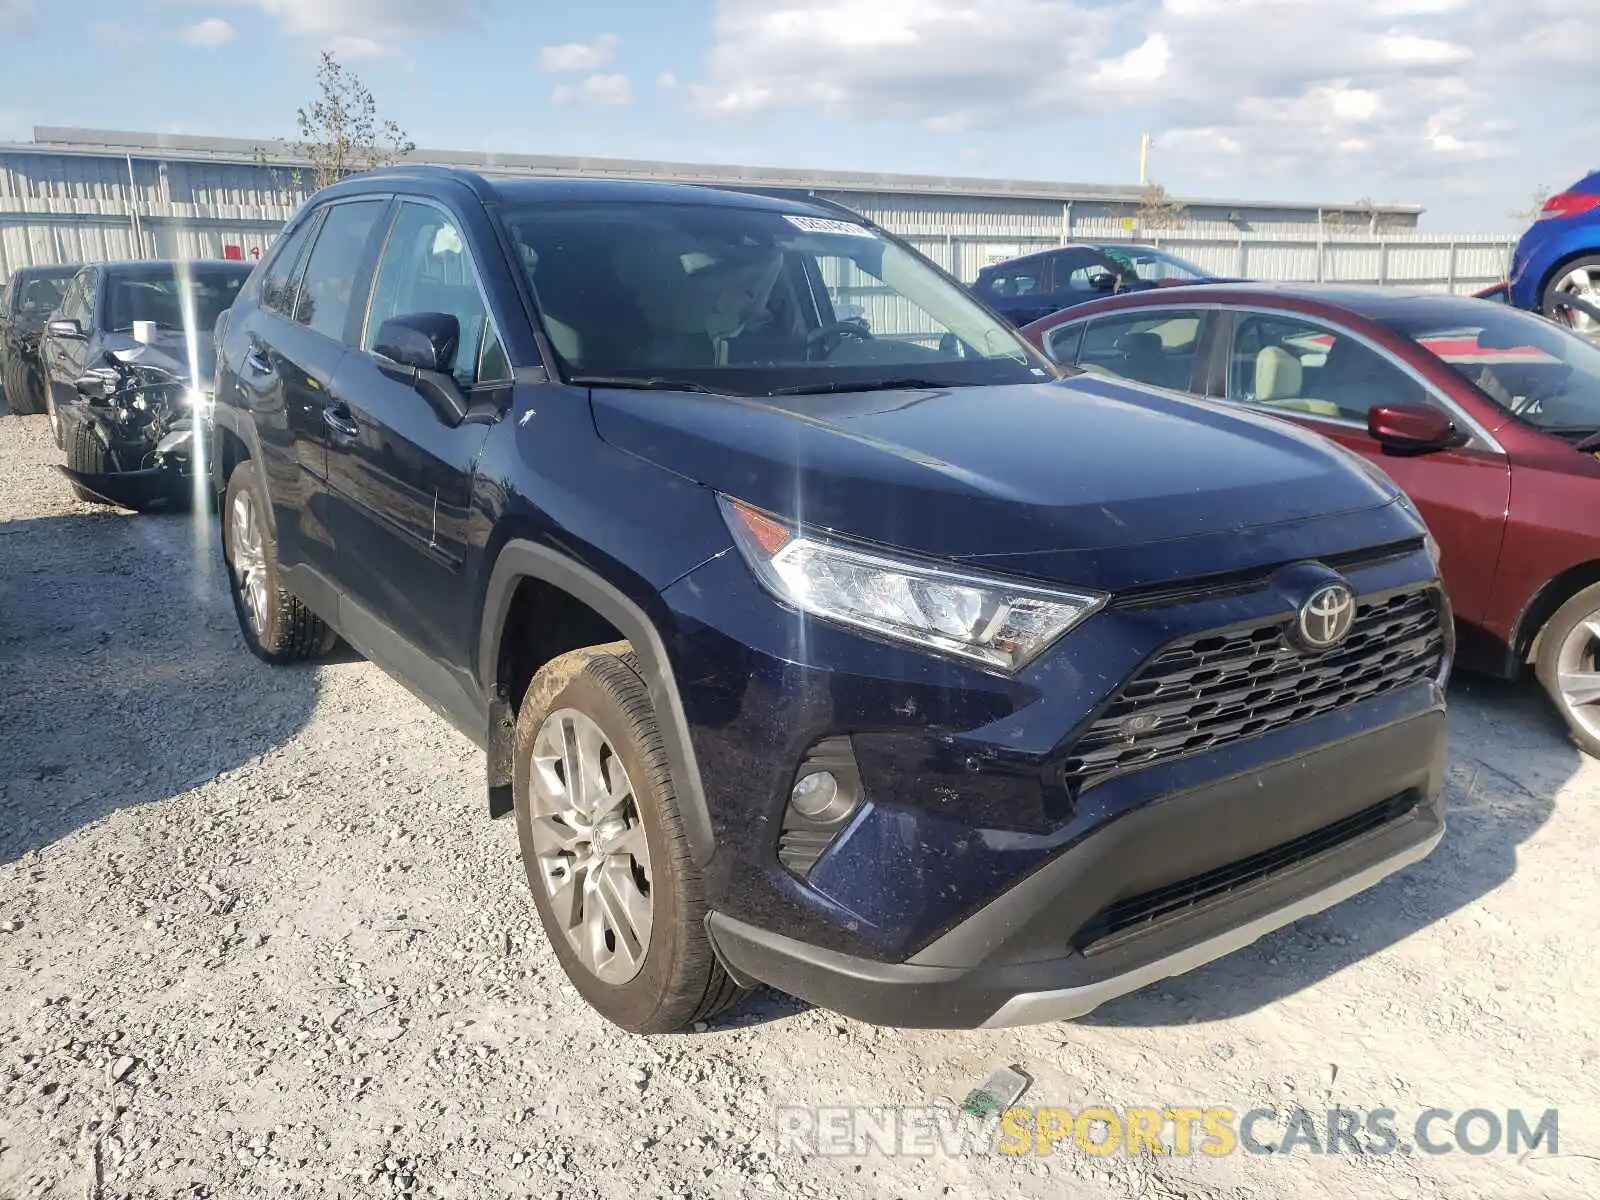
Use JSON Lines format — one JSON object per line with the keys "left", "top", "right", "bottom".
{"left": 1021, "top": 283, "right": 1600, "bottom": 754}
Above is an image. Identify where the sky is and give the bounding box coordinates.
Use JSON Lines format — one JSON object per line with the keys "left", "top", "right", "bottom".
{"left": 0, "top": 0, "right": 1592, "bottom": 232}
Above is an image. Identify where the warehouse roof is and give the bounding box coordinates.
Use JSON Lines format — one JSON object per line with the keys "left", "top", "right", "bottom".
{"left": 3, "top": 126, "right": 1425, "bottom": 218}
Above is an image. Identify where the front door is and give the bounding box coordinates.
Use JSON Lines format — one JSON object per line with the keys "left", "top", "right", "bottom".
{"left": 43, "top": 270, "right": 93, "bottom": 417}
{"left": 323, "top": 199, "right": 510, "bottom": 730}
{"left": 1221, "top": 310, "right": 1512, "bottom": 623}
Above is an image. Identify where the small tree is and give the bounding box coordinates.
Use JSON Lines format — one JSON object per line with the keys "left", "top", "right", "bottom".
{"left": 1511, "top": 184, "right": 1552, "bottom": 224}
{"left": 1135, "top": 183, "right": 1186, "bottom": 232}
{"left": 292, "top": 52, "right": 415, "bottom": 189}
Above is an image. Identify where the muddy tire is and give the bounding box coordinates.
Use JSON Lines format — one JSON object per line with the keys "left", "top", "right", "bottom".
{"left": 513, "top": 646, "right": 746, "bottom": 1033}
{"left": 64, "top": 418, "right": 114, "bottom": 505}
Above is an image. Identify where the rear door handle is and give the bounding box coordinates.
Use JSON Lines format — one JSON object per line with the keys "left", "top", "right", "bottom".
{"left": 323, "top": 405, "right": 360, "bottom": 440}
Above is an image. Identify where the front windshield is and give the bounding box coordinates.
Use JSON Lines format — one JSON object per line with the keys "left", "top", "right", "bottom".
{"left": 105, "top": 265, "right": 250, "bottom": 334}
{"left": 14, "top": 272, "right": 73, "bottom": 314}
{"left": 500, "top": 201, "right": 1049, "bottom": 395}
{"left": 1100, "top": 245, "right": 1210, "bottom": 283}
{"left": 1374, "top": 303, "right": 1600, "bottom": 432}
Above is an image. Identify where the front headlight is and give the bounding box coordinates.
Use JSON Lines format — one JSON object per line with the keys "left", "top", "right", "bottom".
{"left": 719, "top": 496, "right": 1105, "bottom": 672}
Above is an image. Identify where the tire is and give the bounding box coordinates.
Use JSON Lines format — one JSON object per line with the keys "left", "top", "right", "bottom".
{"left": 1534, "top": 581, "right": 1600, "bottom": 758}
{"left": 513, "top": 646, "right": 746, "bottom": 1033}
{"left": 65, "top": 418, "right": 115, "bottom": 505}
{"left": 3, "top": 353, "right": 42, "bottom": 415}
{"left": 221, "top": 459, "right": 339, "bottom": 664}
{"left": 1540, "top": 254, "right": 1600, "bottom": 333}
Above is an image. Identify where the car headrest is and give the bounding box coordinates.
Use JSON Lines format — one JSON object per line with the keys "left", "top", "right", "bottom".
{"left": 1255, "top": 346, "right": 1303, "bottom": 401}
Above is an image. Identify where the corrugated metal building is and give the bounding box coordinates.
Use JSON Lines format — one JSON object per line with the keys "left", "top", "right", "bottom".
{"left": 0, "top": 126, "right": 1433, "bottom": 276}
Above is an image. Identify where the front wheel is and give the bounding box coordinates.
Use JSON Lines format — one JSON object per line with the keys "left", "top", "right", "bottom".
{"left": 1541, "top": 255, "right": 1600, "bottom": 336}
{"left": 221, "top": 460, "right": 338, "bottom": 664}
{"left": 513, "top": 647, "right": 746, "bottom": 1033}
{"left": 65, "top": 419, "right": 114, "bottom": 506}
{"left": 3, "top": 354, "right": 42, "bottom": 416}
{"left": 1534, "top": 582, "right": 1600, "bottom": 758}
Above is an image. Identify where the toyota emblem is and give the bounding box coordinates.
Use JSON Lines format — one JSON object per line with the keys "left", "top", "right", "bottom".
{"left": 1295, "top": 583, "right": 1356, "bottom": 652}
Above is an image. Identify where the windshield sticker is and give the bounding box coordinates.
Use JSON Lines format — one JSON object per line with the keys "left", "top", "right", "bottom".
{"left": 784, "top": 215, "right": 876, "bottom": 238}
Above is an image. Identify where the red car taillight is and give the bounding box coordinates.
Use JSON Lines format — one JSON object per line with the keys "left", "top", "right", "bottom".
{"left": 1538, "top": 191, "right": 1600, "bottom": 220}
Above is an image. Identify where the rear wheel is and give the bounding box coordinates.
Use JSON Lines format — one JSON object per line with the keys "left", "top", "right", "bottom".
{"left": 1534, "top": 582, "right": 1600, "bottom": 758}
{"left": 3, "top": 354, "right": 42, "bottom": 415}
{"left": 1541, "top": 255, "right": 1600, "bottom": 335}
{"left": 65, "top": 419, "right": 114, "bottom": 506}
{"left": 513, "top": 646, "right": 746, "bottom": 1033}
{"left": 222, "top": 460, "right": 338, "bottom": 664}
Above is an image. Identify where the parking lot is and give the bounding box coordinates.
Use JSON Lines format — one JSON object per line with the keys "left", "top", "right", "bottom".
{"left": 0, "top": 401, "right": 1597, "bottom": 1199}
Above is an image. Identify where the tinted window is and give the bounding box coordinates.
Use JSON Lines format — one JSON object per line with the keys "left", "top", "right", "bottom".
{"left": 14, "top": 271, "right": 73, "bottom": 314}
{"left": 1043, "top": 321, "right": 1085, "bottom": 365}
{"left": 364, "top": 202, "right": 493, "bottom": 388}
{"left": 103, "top": 265, "right": 250, "bottom": 334}
{"left": 1056, "top": 249, "right": 1126, "bottom": 296}
{"left": 502, "top": 202, "right": 1040, "bottom": 395}
{"left": 1229, "top": 314, "right": 1429, "bottom": 423}
{"left": 60, "top": 274, "right": 91, "bottom": 324}
{"left": 260, "top": 215, "right": 319, "bottom": 317}
{"left": 983, "top": 260, "right": 1047, "bottom": 298}
{"left": 1077, "top": 310, "right": 1205, "bottom": 391}
{"left": 1097, "top": 245, "right": 1210, "bottom": 283}
{"left": 1375, "top": 303, "right": 1600, "bottom": 432}
{"left": 294, "top": 199, "right": 387, "bottom": 342}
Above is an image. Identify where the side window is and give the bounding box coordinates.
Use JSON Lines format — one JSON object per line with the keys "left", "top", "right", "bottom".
{"left": 1058, "top": 250, "right": 1123, "bottom": 297}
{"left": 260, "top": 214, "right": 319, "bottom": 318}
{"left": 985, "top": 260, "right": 1047, "bottom": 299}
{"left": 1077, "top": 310, "right": 1206, "bottom": 391}
{"left": 478, "top": 325, "right": 512, "bottom": 384}
{"left": 1043, "top": 321, "right": 1086, "bottom": 366}
{"left": 1229, "top": 314, "right": 1429, "bottom": 423}
{"left": 293, "top": 199, "right": 388, "bottom": 342}
{"left": 60, "top": 274, "right": 89, "bottom": 324}
{"left": 363, "top": 202, "right": 496, "bottom": 388}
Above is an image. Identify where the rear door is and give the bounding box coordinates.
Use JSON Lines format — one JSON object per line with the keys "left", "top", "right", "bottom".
{"left": 321, "top": 198, "right": 506, "bottom": 727}
{"left": 227, "top": 197, "right": 392, "bottom": 587}
{"left": 1221, "top": 309, "right": 1511, "bottom": 622}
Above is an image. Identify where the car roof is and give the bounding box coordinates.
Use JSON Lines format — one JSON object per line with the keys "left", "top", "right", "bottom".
{"left": 12, "top": 263, "right": 80, "bottom": 279}
{"left": 977, "top": 242, "right": 1177, "bottom": 272}
{"left": 99, "top": 259, "right": 253, "bottom": 276}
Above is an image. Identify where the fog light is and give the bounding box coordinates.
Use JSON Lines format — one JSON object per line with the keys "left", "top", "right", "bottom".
{"left": 791, "top": 771, "right": 841, "bottom": 819}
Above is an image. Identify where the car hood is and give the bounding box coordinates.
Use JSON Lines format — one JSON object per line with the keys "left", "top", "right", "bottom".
{"left": 589, "top": 375, "right": 1415, "bottom": 594}
{"left": 99, "top": 330, "right": 218, "bottom": 391}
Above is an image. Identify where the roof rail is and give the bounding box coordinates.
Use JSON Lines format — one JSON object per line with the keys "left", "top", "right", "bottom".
{"left": 719, "top": 185, "right": 874, "bottom": 226}
{"left": 338, "top": 162, "right": 500, "bottom": 205}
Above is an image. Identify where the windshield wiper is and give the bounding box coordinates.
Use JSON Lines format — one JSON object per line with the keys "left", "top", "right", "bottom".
{"left": 765, "top": 377, "right": 971, "bottom": 397}
{"left": 566, "top": 374, "right": 732, "bottom": 396}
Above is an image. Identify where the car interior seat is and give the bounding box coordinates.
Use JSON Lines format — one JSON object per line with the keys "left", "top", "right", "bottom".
{"left": 1253, "top": 346, "right": 1341, "bottom": 417}
{"left": 1114, "top": 330, "right": 1171, "bottom": 386}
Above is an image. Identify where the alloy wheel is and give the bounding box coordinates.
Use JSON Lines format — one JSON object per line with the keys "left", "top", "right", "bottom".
{"left": 1552, "top": 265, "right": 1600, "bottom": 336}
{"left": 1555, "top": 608, "right": 1600, "bottom": 744}
{"left": 229, "top": 489, "right": 269, "bottom": 636}
{"left": 527, "top": 708, "right": 654, "bottom": 985}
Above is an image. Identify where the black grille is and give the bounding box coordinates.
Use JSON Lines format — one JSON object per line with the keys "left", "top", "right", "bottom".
{"left": 1071, "top": 790, "right": 1421, "bottom": 952}
{"left": 1063, "top": 587, "right": 1445, "bottom": 787}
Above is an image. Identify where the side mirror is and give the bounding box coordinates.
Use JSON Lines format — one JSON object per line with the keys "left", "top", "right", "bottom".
{"left": 47, "top": 318, "right": 84, "bottom": 339}
{"left": 374, "top": 312, "right": 468, "bottom": 426}
{"left": 375, "top": 312, "right": 458, "bottom": 375}
{"left": 1368, "top": 403, "right": 1460, "bottom": 453}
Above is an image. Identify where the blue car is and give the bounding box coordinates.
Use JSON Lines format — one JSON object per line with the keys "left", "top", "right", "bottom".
{"left": 1510, "top": 174, "right": 1600, "bottom": 331}
{"left": 972, "top": 242, "right": 1224, "bottom": 326}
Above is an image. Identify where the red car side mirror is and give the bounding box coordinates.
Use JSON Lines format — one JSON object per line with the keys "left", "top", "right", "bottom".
{"left": 1367, "top": 403, "right": 1460, "bottom": 452}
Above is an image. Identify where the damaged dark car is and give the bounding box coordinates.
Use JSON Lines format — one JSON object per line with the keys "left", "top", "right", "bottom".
{"left": 40, "top": 259, "right": 251, "bottom": 509}
{"left": 1, "top": 263, "right": 79, "bottom": 416}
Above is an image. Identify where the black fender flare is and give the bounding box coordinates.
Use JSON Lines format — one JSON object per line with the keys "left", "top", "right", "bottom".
{"left": 207, "top": 405, "right": 274, "bottom": 532}
{"left": 478, "top": 540, "right": 716, "bottom": 867}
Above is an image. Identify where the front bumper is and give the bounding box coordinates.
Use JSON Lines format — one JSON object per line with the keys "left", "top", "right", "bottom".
{"left": 707, "top": 704, "right": 1446, "bottom": 1028}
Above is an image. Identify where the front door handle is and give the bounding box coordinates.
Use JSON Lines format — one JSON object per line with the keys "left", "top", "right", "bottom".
{"left": 323, "top": 404, "right": 360, "bottom": 440}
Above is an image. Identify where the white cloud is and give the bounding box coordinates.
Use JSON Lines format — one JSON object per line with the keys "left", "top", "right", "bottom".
{"left": 658, "top": 72, "right": 679, "bottom": 89}
{"left": 693, "top": 0, "right": 1595, "bottom": 190}
{"left": 552, "top": 73, "right": 635, "bottom": 108}
{"left": 0, "top": 0, "right": 32, "bottom": 31}
{"left": 539, "top": 34, "right": 620, "bottom": 73}
{"left": 179, "top": 18, "right": 236, "bottom": 48}
{"left": 245, "top": 0, "right": 483, "bottom": 57}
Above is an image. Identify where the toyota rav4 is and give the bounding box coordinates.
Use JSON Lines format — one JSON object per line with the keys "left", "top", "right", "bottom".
{"left": 209, "top": 167, "right": 1452, "bottom": 1033}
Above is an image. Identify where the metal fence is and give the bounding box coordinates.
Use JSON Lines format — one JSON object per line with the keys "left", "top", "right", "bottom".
{"left": 0, "top": 196, "right": 1516, "bottom": 299}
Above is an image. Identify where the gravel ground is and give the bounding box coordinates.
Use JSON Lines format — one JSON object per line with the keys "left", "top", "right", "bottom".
{"left": 2, "top": 405, "right": 1597, "bottom": 1200}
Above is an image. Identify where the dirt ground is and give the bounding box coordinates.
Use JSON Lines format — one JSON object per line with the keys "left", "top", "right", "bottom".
{"left": 1, "top": 406, "right": 1597, "bottom": 1200}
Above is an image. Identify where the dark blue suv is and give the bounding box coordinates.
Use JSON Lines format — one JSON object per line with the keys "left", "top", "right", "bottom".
{"left": 209, "top": 167, "right": 1451, "bottom": 1032}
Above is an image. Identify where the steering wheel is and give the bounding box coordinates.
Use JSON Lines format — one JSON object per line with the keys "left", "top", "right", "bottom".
{"left": 806, "top": 320, "right": 872, "bottom": 360}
